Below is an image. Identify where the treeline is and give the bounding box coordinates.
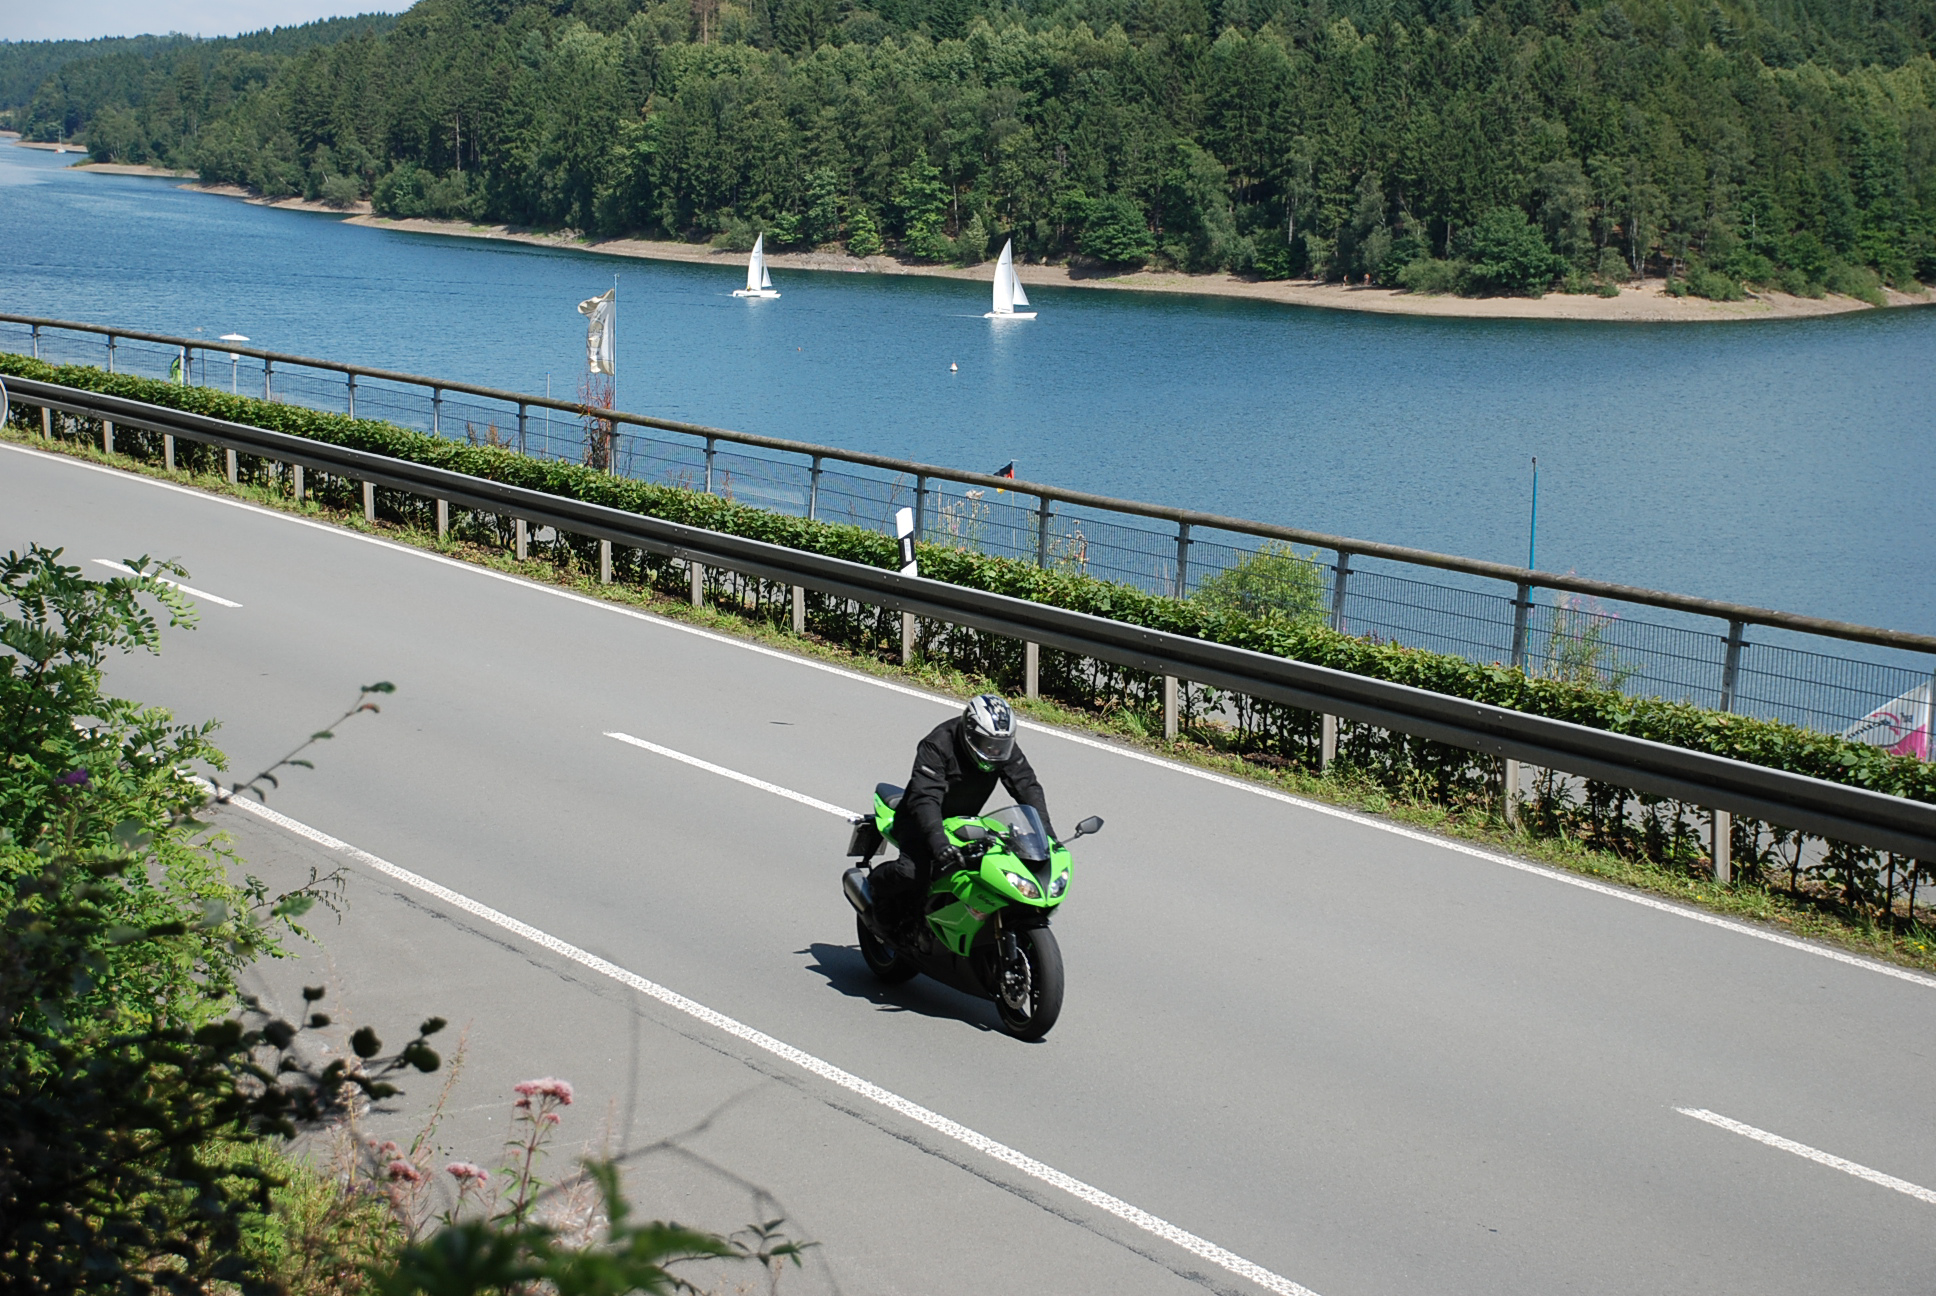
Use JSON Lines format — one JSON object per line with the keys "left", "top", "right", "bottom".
{"left": 29, "top": 0, "right": 1936, "bottom": 296}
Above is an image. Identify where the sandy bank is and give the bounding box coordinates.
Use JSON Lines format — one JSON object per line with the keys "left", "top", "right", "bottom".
{"left": 13, "top": 139, "right": 85, "bottom": 153}
{"left": 74, "top": 161, "right": 198, "bottom": 178}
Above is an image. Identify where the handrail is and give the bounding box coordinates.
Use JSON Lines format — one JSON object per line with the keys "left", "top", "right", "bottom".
{"left": 5, "top": 311, "right": 1932, "bottom": 655}
{"left": 12, "top": 374, "right": 1936, "bottom": 859}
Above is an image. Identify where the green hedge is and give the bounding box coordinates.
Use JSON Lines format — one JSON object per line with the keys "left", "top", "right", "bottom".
{"left": 6, "top": 354, "right": 1930, "bottom": 913}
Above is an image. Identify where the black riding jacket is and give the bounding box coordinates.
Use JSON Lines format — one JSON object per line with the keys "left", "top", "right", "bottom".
{"left": 896, "top": 717, "right": 1052, "bottom": 862}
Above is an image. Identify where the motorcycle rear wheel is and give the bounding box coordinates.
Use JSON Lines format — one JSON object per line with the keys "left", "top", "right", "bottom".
{"left": 857, "top": 914, "right": 919, "bottom": 983}
{"left": 994, "top": 927, "right": 1064, "bottom": 1041}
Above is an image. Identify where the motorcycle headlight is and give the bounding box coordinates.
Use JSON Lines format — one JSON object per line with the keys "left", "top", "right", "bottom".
{"left": 1048, "top": 872, "right": 1068, "bottom": 898}
{"left": 1003, "top": 871, "right": 1041, "bottom": 899}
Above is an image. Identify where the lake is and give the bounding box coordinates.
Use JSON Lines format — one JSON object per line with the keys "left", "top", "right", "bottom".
{"left": 2, "top": 142, "right": 1931, "bottom": 640}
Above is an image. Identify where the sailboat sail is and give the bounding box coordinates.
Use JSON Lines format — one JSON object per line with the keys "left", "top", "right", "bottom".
{"left": 985, "top": 239, "right": 1034, "bottom": 317}
{"left": 1011, "top": 274, "right": 1029, "bottom": 308}
{"left": 761, "top": 263, "right": 773, "bottom": 288}
{"left": 746, "top": 234, "right": 765, "bottom": 292}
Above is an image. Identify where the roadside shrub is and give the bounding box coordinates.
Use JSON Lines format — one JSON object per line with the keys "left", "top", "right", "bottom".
{"left": 1194, "top": 543, "right": 1327, "bottom": 621}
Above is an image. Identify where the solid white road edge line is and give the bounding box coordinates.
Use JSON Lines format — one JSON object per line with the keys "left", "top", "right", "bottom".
{"left": 211, "top": 790, "right": 1320, "bottom": 1296}
{"left": 605, "top": 731, "right": 859, "bottom": 821}
{"left": 1675, "top": 1108, "right": 1936, "bottom": 1206}
{"left": 17, "top": 441, "right": 1932, "bottom": 992}
{"left": 91, "top": 557, "right": 243, "bottom": 607}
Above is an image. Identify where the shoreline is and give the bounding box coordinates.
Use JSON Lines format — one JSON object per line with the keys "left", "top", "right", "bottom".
{"left": 29, "top": 145, "right": 1934, "bottom": 321}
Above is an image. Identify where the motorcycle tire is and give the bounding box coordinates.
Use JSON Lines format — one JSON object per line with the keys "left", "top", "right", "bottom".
{"left": 994, "top": 927, "right": 1064, "bottom": 1041}
{"left": 857, "top": 913, "right": 919, "bottom": 984}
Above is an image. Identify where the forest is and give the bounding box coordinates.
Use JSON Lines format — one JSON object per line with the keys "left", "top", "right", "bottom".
{"left": 8, "top": 0, "right": 1936, "bottom": 298}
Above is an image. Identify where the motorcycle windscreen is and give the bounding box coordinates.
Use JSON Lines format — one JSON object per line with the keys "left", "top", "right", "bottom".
{"left": 987, "top": 804, "right": 1051, "bottom": 862}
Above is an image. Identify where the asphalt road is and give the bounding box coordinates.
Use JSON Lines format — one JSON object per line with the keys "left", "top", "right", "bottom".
{"left": 7, "top": 440, "right": 1935, "bottom": 1296}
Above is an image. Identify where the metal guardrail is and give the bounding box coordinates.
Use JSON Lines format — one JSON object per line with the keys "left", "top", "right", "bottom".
{"left": 11, "top": 373, "right": 1936, "bottom": 860}
{"left": 5, "top": 313, "right": 1933, "bottom": 745}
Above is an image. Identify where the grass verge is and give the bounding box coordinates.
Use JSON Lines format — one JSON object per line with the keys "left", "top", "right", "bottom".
{"left": 12, "top": 424, "right": 1935, "bottom": 976}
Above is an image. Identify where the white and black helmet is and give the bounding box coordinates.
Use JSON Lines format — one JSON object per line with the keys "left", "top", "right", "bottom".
{"left": 961, "top": 693, "right": 1016, "bottom": 770}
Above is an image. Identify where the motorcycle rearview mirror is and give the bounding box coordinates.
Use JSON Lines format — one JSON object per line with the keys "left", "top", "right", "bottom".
{"left": 956, "top": 823, "right": 991, "bottom": 842}
{"left": 1073, "top": 816, "right": 1104, "bottom": 838}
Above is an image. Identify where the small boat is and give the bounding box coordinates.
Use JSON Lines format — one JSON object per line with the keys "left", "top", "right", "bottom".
{"left": 733, "top": 234, "right": 780, "bottom": 298}
{"left": 985, "top": 240, "right": 1035, "bottom": 319}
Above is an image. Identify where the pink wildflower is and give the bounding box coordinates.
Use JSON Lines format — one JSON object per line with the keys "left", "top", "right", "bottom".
{"left": 387, "top": 1159, "right": 424, "bottom": 1184}
{"left": 542, "top": 1111, "right": 562, "bottom": 1126}
{"left": 445, "top": 1161, "right": 489, "bottom": 1183}
{"left": 369, "top": 1139, "right": 401, "bottom": 1156}
{"left": 512, "top": 1077, "right": 574, "bottom": 1105}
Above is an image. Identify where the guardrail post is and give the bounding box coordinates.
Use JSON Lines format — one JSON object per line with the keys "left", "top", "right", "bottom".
{"left": 1174, "top": 522, "right": 1192, "bottom": 598}
{"left": 704, "top": 437, "right": 716, "bottom": 493}
{"left": 363, "top": 482, "right": 376, "bottom": 523}
{"left": 690, "top": 559, "right": 704, "bottom": 607}
{"left": 1330, "top": 551, "right": 1352, "bottom": 632}
{"left": 808, "top": 456, "right": 822, "bottom": 520}
{"left": 1511, "top": 581, "right": 1533, "bottom": 669}
{"left": 432, "top": 387, "right": 442, "bottom": 437}
{"left": 292, "top": 464, "right": 303, "bottom": 500}
{"left": 101, "top": 420, "right": 114, "bottom": 456}
{"left": 516, "top": 518, "right": 528, "bottom": 560}
{"left": 346, "top": 372, "right": 357, "bottom": 418}
{"left": 226, "top": 448, "right": 238, "bottom": 483}
{"left": 914, "top": 474, "right": 928, "bottom": 541}
{"left": 791, "top": 585, "right": 806, "bottom": 633}
{"left": 1719, "top": 619, "right": 1745, "bottom": 712}
{"left": 600, "top": 539, "right": 612, "bottom": 583}
{"left": 1036, "top": 495, "right": 1052, "bottom": 567}
{"left": 517, "top": 403, "right": 528, "bottom": 455}
{"left": 163, "top": 434, "right": 174, "bottom": 468}
{"left": 1321, "top": 713, "right": 1338, "bottom": 771}
{"left": 436, "top": 499, "right": 449, "bottom": 539}
{"left": 1503, "top": 757, "right": 1520, "bottom": 827}
{"left": 263, "top": 359, "right": 273, "bottom": 402}
{"left": 1162, "top": 675, "right": 1179, "bottom": 741}
{"left": 902, "top": 610, "right": 917, "bottom": 665}
{"left": 1025, "top": 641, "right": 1040, "bottom": 699}
{"left": 1712, "top": 809, "right": 1732, "bottom": 883}
{"left": 40, "top": 405, "right": 51, "bottom": 439}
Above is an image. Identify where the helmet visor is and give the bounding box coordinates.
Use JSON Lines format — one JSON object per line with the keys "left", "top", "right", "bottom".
{"left": 964, "top": 724, "right": 1015, "bottom": 768}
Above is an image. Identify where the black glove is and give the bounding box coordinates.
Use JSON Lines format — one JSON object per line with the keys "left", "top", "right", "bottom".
{"left": 934, "top": 842, "right": 966, "bottom": 872}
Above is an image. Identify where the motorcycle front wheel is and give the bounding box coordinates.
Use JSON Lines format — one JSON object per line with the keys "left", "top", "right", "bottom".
{"left": 994, "top": 927, "right": 1064, "bottom": 1041}
{"left": 857, "top": 913, "right": 919, "bottom": 983}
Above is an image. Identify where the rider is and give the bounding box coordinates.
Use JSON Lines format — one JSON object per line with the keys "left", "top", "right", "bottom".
{"left": 870, "top": 693, "right": 1055, "bottom": 930}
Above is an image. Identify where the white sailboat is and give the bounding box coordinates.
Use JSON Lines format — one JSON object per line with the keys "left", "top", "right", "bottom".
{"left": 984, "top": 239, "right": 1035, "bottom": 319}
{"left": 733, "top": 233, "right": 780, "bottom": 298}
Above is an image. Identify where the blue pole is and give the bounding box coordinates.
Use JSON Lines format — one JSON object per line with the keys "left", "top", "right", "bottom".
{"left": 1528, "top": 457, "right": 1539, "bottom": 570}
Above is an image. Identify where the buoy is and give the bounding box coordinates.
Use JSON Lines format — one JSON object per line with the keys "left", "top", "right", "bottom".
{"left": 950, "top": 362, "right": 958, "bottom": 372}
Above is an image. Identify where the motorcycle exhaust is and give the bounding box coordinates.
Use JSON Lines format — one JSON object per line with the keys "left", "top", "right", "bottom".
{"left": 842, "top": 867, "right": 874, "bottom": 915}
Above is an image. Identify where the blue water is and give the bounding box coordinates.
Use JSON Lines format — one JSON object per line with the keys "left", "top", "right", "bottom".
{"left": 3, "top": 142, "right": 1932, "bottom": 635}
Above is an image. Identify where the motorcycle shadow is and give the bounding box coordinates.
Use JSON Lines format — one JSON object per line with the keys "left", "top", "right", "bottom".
{"left": 800, "top": 942, "right": 1005, "bottom": 1035}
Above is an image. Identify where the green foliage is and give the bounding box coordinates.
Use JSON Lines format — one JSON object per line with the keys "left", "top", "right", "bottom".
{"left": 1684, "top": 265, "right": 1746, "bottom": 301}
{"left": 1193, "top": 543, "right": 1326, "bottom": 622}
{"left": 1398, "top": 256, "right": 1464, "bottom": 295}
{"left": 1457, "top": 207, "right": 1567, "bottom": 297}
{"left": 846, "top": 205, "right": 884, "bottom": 257}
{"left": 12, "top": 0, "right": 1933, "bottom": 286}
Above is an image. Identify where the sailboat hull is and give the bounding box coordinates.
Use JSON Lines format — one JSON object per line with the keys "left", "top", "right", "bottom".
{"left": 733, "top": 289, "right": 782, "bottom": 298}
{"left": 984, "top": 310, "right": 1036, "bottom": 319}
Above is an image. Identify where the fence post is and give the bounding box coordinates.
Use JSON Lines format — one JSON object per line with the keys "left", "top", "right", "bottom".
{"left": 914, "top": 474, "right": 931, "bottom": 543}
{"left": 600, "top": 539, "right": 612, "bottom": 584}
{"left": 704, "top": 437, "right": 717, "bottom": 493}
{"left": 1712, "top": 809, "right": 1732, "bottom": 884}
{"left": 436, "top": 499, "right": 449, "bottom": 539}
{"left": 1330, "top": 551, "right": 1352, "bottom": 632}
{"left": 690, "top": 560, "right": 704, "bottom": 606}
{"left": 346, "top": 372, "right": 357, "bottom": 418}
{"left": 292, "top": 464, "right": 303, "bottom": 500}
{"left": 804, "top": 456, "right": 823, "bottom": 520}
{"left": 163, "top": 434, "right": 174, "bottom": 469}
{"left": 516, "top": 518, "right": 528, "bottom": 560}
{"left": 1174, "top": 522, "right": 1192, "bottom": 598}
{"left": 1719, "top": 620, "right": 1746, "bottom": 712}
{"left": 791, "top": 585, "right": 806, "bottom": 633}
{"left": 30, "top": 324, "right": 38, "bottom": 360}
{"left": 1025, "top": 641, "right": 1040, "bottom": 699}
{"left": 1036, "top": 495, "right": 1052, "bottom": 567}
{"left": 431, "top": 387, "right": 442, "bottom": 437}
{"left": 517, "top": 403, "right": 528, "bottom": 455}
{"left": 1511, "top": 581, "right": 1533, "bottom": 669}
{"left": 226, "top": 448, "right": 238, "bottom": 484}
{"left": 263, "top": 359, "right": 273, "bottom": 402}
{"left": 1162, "top": 675, "right": 1179, "bottom": 741}
{"left": 106, "top": 334, "right": 115, "bottom": 374}
{"left": 1321, "top": 713, "right": 1338, "bottom": 771}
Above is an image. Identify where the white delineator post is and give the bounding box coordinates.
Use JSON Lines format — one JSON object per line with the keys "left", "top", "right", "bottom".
{"left": 896, "top": 506, "right": 918, "bottom": 664}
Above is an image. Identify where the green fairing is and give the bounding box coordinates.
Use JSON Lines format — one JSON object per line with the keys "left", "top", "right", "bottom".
{"left": 871, "top": 791, "right": 1068, "bottom": 958}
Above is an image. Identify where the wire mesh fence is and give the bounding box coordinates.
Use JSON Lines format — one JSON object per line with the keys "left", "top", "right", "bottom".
{"left": 5, "top": 315, "right": 1931, "bottom": 749}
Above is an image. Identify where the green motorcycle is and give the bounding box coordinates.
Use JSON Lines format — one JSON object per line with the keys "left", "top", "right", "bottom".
{"left": 843, "top": 782, "right": 1103, "bottom": 1041}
